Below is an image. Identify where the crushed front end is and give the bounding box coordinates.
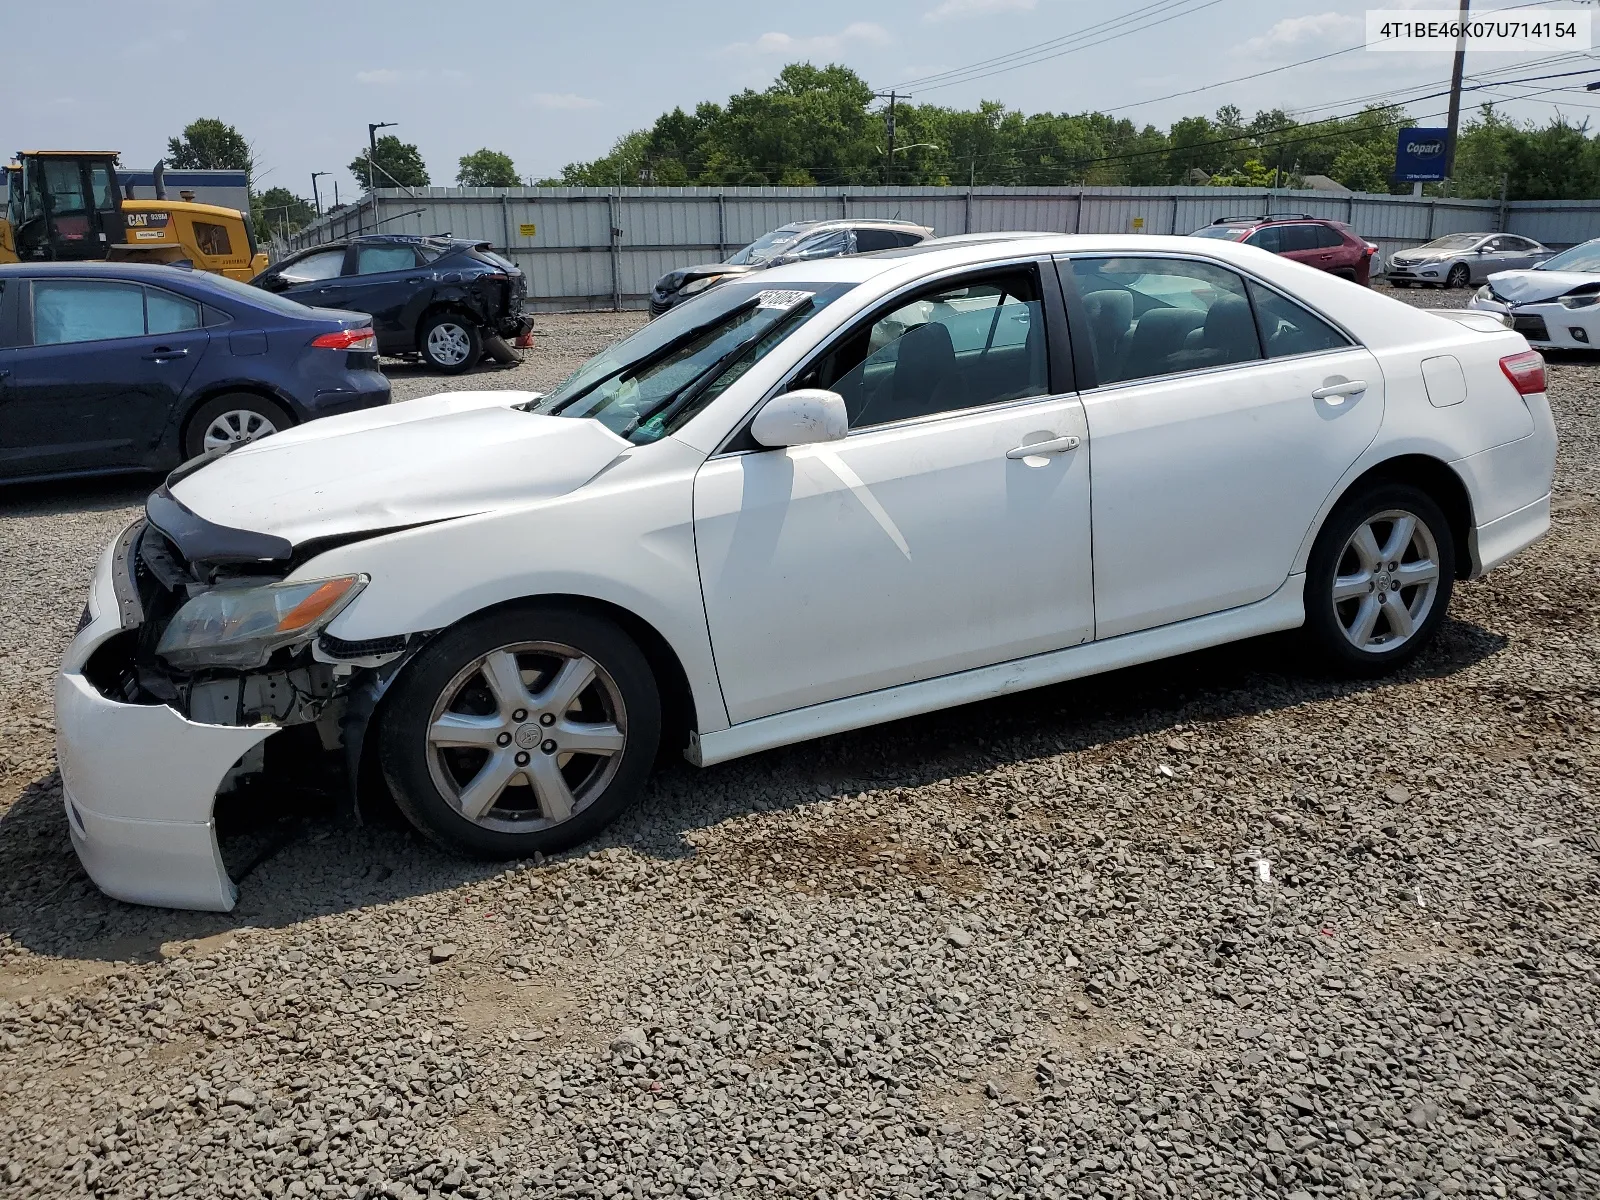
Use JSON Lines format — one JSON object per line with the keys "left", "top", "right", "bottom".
{"left": 57, "top": 491, "right": 415, "bottom": 911}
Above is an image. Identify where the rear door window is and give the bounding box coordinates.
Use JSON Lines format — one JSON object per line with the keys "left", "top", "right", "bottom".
{"left": 1247, "top": 282, "right": 1350, "bottom": 358}
{"left": 355, "top": 244, "right": 420, "bottom": 274}
{"left": 1279, "top": 225, "right": 1321, "bottom": 253}
{"left": 1315, "top": 225, "right": 1346, "bottom": 248}
{"left": 853, "top": 228, "right": 902, "bottom": 253}
{"left": 145, "top": 287, "right": 203, "bottom": 335}
{"left": 1067, "top": 256, "right": 1260, "bottom": 385}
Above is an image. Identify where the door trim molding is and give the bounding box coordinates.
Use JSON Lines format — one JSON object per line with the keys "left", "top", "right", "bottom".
{"left": 687, "top": 574, "right": 1306, "bottom": 767}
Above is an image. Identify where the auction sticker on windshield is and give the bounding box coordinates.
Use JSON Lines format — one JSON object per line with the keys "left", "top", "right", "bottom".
{"left": 756, "top": 289, "right": 815, "bottom": 310}
{"left": 1366, "top": 9, "right": 1589, "bottom": 51}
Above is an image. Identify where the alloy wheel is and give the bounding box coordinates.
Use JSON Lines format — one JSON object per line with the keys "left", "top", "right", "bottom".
{"left": 1331, "top": 509, "right": 1442, "bottom": 653}
{"left": 1446, "top": 264, "right": 1470, "bottom": 289}
{"left": 424, "top": 641, "right": 627, "bottom": 833}
{"left": 201, "top": 409, "right": 278, "bottom": 452}
{"left": 426, "top": 322, "right": 473, "bottom": 366}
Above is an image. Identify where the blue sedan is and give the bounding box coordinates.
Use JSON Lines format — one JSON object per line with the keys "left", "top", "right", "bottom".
{"left": 0, "top": 262, "right": 390, "bottom": 483}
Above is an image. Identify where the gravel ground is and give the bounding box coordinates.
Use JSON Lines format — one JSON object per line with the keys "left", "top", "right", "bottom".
{"left": 0, "top": 288, "right": 1596, "bottom": 1200}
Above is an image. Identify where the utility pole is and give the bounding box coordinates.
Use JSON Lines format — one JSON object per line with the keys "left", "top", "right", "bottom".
{"left": 367, "top": 121, "right": 397, "bottom": 191}
{"left": 885, "top": 91, "right": 898, "bottom": 186}
{"left": 1443, "top": 0, "right": 1470, "bottom": 185}
{"left": 310, "top": 171, "right": 329, "bottom": 216}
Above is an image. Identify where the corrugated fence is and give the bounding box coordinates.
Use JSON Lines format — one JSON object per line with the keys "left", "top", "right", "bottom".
{"left": 282, "top": 185, "right": 1600, "bottom": 312}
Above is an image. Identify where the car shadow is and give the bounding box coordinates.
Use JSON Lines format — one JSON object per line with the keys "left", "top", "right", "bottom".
{"left": 0, "top": 616, "right": 1507, "bottom": 964}
{"left": 379, "top": 358, "right": 522, "bottom": 383}
{"left": 0, "top": 475, "right": 154, "bottom": 517}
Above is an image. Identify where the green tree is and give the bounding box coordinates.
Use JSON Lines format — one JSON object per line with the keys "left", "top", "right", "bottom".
{"left": 165, "top": 117, "right": 254, "bottom": 179}
{"left": 349, "top": 135, "right": 430, "bottom": 191}
{"left": 457, "top": 148, "right": 519, "bottom": 187}
{"left": 252, "top": 187, "right": 316, "bottom": 240}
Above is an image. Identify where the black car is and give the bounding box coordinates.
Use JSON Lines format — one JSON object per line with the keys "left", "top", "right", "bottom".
{"left": 648, "top": 219, "right": 934, "bottom": 316}
{"left": 0, "top": 262, "right": 388, "bottom": 483}
{"left": 251, "top": 235, "right": 532, "bottom": 373}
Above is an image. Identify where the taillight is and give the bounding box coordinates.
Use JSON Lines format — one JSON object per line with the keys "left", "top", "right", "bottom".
{"left": 1499, "top": 350, "right": 1546, "bottom": 395}
{"left": 311, "top": 328, "right": 376, "bottom": 352}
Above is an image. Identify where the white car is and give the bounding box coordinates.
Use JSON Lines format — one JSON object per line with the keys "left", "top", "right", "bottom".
{"left": 58, "top": 235, "right": 1557, "bottom": 911}
{"left": 1466, "top": 237, "right": 1600, "bottom": 350}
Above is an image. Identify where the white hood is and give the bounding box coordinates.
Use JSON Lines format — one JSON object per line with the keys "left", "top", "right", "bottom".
{"left": 1486, "top": 269, "right": 1600, "bottom": 305}
{"left": 170, "top": 391, "right": 632, "bottom": 546}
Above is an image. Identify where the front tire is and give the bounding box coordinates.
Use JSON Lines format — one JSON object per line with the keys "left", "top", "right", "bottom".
{"left": 183, "top": 393, "right": 292, "bottom": 458}
{"left": 1303, "top": 484, "right": 1455, "bottom": 676}
{"left": 378, "top": 606, "right": 661, "bottom": 859}
{"left": 418, "top": 312, "right": 482, "bottom": 373}
{"left": 1446, "top": 263, "right": 1471, "bottom": 289}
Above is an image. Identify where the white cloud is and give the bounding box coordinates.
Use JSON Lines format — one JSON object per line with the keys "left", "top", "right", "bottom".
{"left": 1240, "top": 12, "right": 1360, "bottom": 55}
{"left": 726, "top": 21, "right": 891, "bottom": 56}
{"left": 925, "top": 0, "right": 1035, "bottom": 22}
{"left": 528, "top": 92, "right": 602, "bottom": 110}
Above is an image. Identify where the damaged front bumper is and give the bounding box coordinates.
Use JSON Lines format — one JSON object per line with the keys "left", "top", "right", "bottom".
{"left": 57, "top": 525, "right": 281, "bottom": 910}
{"left": 56, "top": 513, "right": 409, "bottom": 911}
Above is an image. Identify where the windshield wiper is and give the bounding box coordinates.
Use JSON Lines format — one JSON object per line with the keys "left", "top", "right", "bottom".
{"left": 544, "top": 298, "right": 761, "bottom": 416}
{"left": 620, "top": 297, "right": 816, "bottom": 440}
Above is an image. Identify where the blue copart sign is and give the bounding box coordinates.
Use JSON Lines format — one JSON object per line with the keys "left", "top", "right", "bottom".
{"left": 1395, "top": 127, "right": 1449, "bottom": 181}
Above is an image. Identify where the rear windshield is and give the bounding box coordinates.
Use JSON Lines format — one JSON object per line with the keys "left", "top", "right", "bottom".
{"left": 1190, "top": 226, "right": 1249, "bottom": 239}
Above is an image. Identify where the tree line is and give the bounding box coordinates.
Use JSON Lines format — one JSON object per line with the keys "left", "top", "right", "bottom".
{"left": 158, "top": 66, "right": 1600, "bottom": 243}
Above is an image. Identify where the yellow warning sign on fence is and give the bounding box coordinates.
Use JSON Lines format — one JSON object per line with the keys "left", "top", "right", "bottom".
{"left": 519, "top": 223, "right": 537, "bottom": 237}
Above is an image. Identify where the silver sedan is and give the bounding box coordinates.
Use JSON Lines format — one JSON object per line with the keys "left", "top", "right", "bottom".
{"left": 1387, "top": 232, "right": 1552, "bottom": 288}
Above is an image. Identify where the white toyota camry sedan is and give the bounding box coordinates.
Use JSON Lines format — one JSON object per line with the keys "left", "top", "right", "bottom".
{"left": 57, "top": 234, "right": 1557, "bottom": 910}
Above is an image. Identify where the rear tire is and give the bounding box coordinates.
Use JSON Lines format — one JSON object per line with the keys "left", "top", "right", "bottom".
{"left": 1446, "top": 264, "right": 1471, "bottom": 289}
{"left": 418, "top": 312, "right": 482, "bottom": 373}
{"left": 378, "top": 605, "right": 661, "bottom": 859}
{"left": 183, "top": 393, "right": 292, "bottom": 459}
{"left": 1303, "top": 483, "right": 1455, "bottom": 677}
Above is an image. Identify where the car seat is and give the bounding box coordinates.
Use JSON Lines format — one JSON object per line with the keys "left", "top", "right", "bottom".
{"left": 1081, "top": 290, "right": 1134, "bottom": 382}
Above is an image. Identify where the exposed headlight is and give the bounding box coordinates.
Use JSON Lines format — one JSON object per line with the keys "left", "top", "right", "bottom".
{"left": 678, "top": 274, "right": 725, "bottom": 297}
{"left": 1474, "top": 285, "right": 1493, "bottom": 301}
{"left": 157, "top": 575, "right": 367, "bottom": 669}
{"left": 1558, "top": 293, "right": 1600, "bottom": 309}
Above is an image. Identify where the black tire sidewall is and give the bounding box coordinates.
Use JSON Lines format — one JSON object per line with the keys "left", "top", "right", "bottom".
{"left": 378, "top": 605, "right": 661, "bottom": 859}
{"left": 483, "top": 334, "right": 519, "bottom": 365}
{"left": 419, "top": 313, "right": 482, "bottom": 374}
{"left": 1304, "top": 484, "right": 1456, "bottom": 675}
{"left": 183, "top": 393, "right": 293, "bottom": 459}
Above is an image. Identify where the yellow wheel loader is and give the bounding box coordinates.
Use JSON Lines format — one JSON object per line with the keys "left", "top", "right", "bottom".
{"left": 0, "top": 151, "right": 266, "bottom": 280}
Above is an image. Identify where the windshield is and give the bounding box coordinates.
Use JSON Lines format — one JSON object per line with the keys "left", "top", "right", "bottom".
{"left": 538, "top": 279, "right": 854, "bottom": 444}
{"left": 1419, "top": 234, "right": 1483, "bottom": 251}
{"left": 1190, "top": 226, "right": 1249, "bottom": 239}
{"left": 726, "top": 226, "right": 810, "bottom": 266}
{"left": 203, "top": 271, "right": 334, "bottom": 318}
{"left": 1538, "top": 240, "right": 1600, "bottom": 273}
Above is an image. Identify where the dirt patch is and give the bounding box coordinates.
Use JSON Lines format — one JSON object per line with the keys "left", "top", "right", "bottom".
{"left": 709, "top": 817, "right": 983, "bottom": 896}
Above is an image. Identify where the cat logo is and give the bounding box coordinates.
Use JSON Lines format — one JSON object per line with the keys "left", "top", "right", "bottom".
{"left": 126, "top": 211, "right": 171, "bottom": 228}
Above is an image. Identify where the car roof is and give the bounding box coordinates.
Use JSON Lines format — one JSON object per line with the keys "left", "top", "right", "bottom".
{"left": 775, "top": 218, "right": 931, "bottom": 234}
{"left": 0, "top": 260, "right": 231, "bottom": 289}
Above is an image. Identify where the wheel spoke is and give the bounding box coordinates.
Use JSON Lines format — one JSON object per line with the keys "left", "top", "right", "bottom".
{"left": 556, "top": 720, "right": 624, "bottom": 756}
{"left": 535, "top": 655, "right": 597, "bottom": 715}
{"left": 525, "top": 754, "right": 575, "bottom": 822}
{"left": 480, "top": 650, "right": 532, "bottom": 716}
{"left": 455, "top": 750, "right": 520, "bottom": 820}
{"left": 1381, "top": 514, "right": 1416, "bottom": 564}
{"left": 1332, "top": 571, "right": 1373, "bottom": 602}
{"left": 1386, "top": 594, "right": 1416, "bottom": 640}
{"left": 1347, "top": 595, "right": 1382, "bottom": 647}
{"left": 428, "top": 711, "right": 504, "bottom": 749}
{"left": 1395, "top": 558, "right": 1439, "bottom": 587}
{"left": 1349, "top": 524, "right": 1382, "bottom": 571}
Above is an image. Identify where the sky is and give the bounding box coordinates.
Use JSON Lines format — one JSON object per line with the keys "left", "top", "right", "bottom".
{"left": 6, "top": 0, "right": 1598, "bottom": 200}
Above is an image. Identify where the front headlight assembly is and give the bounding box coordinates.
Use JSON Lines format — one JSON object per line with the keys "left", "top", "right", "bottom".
{"left": 156, "top": 575, "right": 367, "bottom": 669}
{"left": 1558, "top": 292, "right": 1600, "bottom": 309}
{"left": 1475, "top": 285, "right": 1493, "bottom": 302}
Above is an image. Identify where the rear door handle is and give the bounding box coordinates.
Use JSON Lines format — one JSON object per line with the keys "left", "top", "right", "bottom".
{"left": 142, "top": 347, "right": 189, "bottom": 362}
{"left": 1007, "top": 434, "right": 1080, "bottom": 459}
{"left": 1311, "top": 379, "right": 1366, "bottom": 404}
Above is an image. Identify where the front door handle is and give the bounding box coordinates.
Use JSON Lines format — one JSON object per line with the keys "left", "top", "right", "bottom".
{"left": 142, "top": 347, "right": 189, "bottom": 362}
{"left": 1007, "top": 434, "right": 1080, "bottom": 460}
{"left": 1311, "top": 379, "right": 1366, "bottom": 405}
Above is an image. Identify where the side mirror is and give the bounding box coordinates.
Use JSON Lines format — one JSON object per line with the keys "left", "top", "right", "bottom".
{"left": 751, "top": 389, "right": 848, "bottom": 448}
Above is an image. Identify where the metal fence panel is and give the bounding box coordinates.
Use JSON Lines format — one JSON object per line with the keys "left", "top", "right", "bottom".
{"left": 282, "top": 185, "right": 1596, "bottom": 311}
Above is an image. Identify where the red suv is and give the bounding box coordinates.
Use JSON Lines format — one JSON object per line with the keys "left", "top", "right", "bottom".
{"left": 1190, "top": 215, "right": 1378, "bottom": 286}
